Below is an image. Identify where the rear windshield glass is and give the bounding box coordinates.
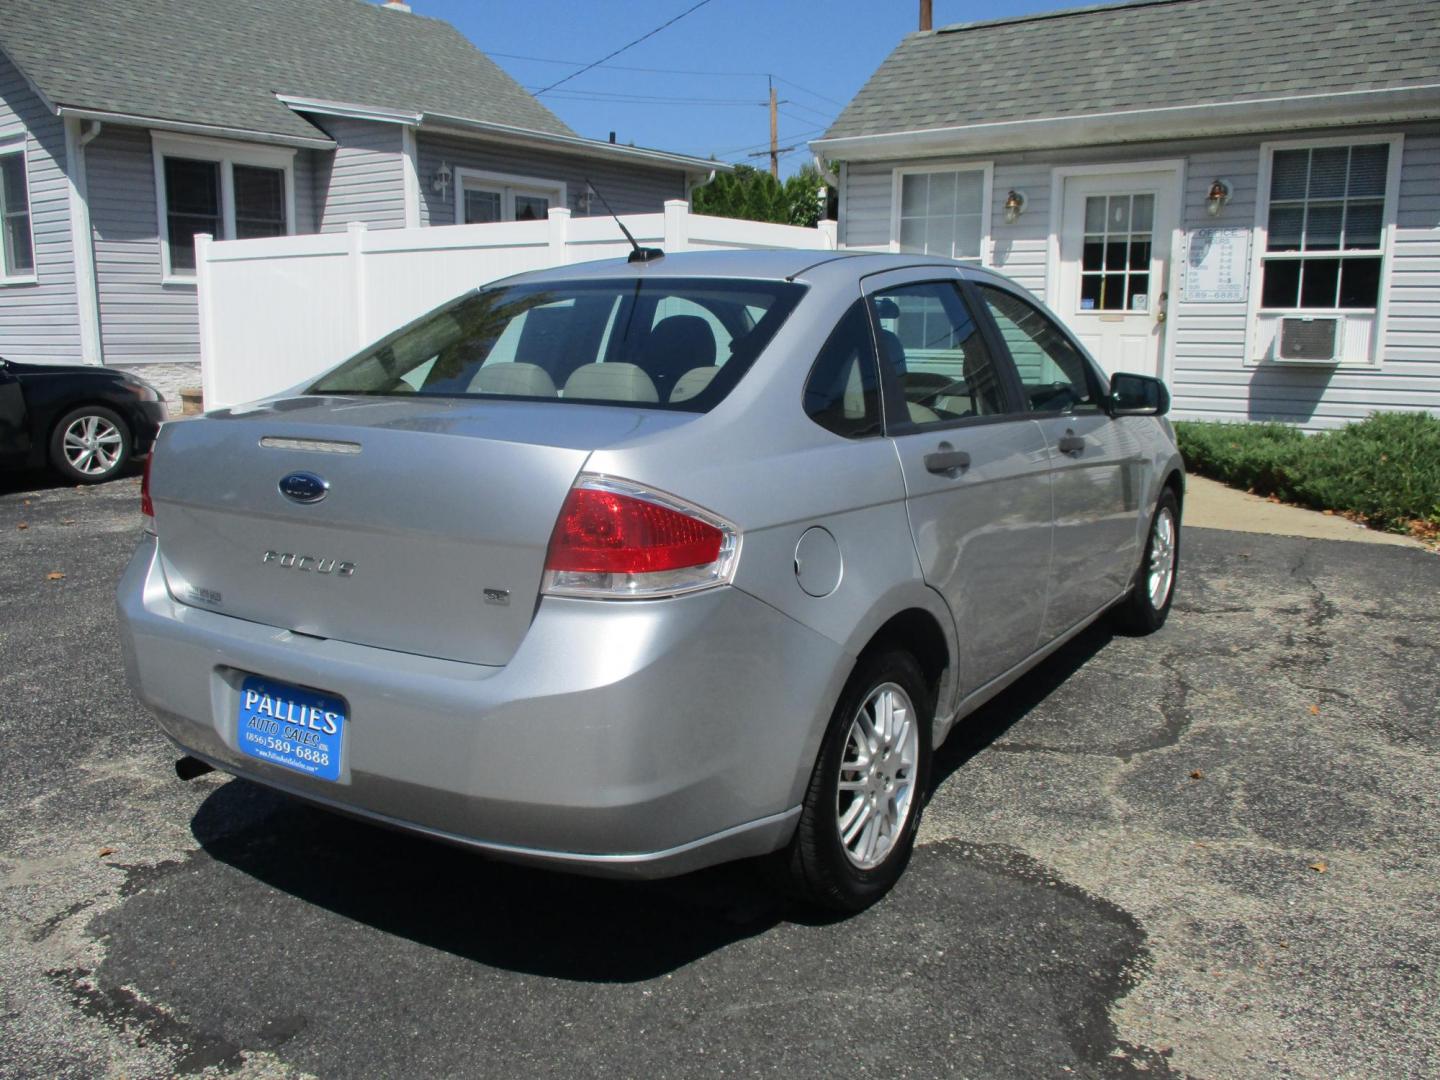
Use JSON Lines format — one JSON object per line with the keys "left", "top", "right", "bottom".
{"left": 309, "top": 278, "right": 805, "bottom": 412}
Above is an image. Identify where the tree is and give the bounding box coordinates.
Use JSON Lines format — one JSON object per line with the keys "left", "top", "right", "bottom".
{"left": 693, "top": 164, "right": 832, "bottom": 228}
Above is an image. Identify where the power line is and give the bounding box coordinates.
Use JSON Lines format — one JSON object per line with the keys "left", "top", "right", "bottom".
{"left": 493, "top": 53, "right": 848, "bottom": 113}
{"left": 711, "top": 126, "right": 826, "bottom": 157}
{"left": 492, "top": 51, "right": 769, "bottom": 78}
{"left": 527, "top": 88, "right": 764, "bottom": 106}
{"left": 531, "top": 0, "right": 718, "bottom": 97}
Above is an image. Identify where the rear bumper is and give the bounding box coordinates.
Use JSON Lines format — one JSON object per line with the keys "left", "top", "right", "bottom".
{"left": 129, "top": 400, "right": 167, "bottom": 455}
{"left": 116, "top": 537, "right": 846, "bottom": 878}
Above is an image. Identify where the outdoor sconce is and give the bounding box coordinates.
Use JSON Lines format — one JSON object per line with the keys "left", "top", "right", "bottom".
{"left": 431, "top": 162, "right": 452, "bottom": 201}
{"left": 1206, "top": 178, "right": 1232, "bottom": 217}
{"left": 1003, "top": 189, "right": 1027, "bottom": 224}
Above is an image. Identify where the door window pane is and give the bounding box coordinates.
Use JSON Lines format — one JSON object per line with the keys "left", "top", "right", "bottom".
{"left": 0, "top": 151, "right": 34, "bottom": 274}
{"left": 979, "top": 285, "right": 1101, "bottom": 414}
{"left": 164, "top": 157, "right": 220, "bottom": 272}
{"left": 871, "top": 281, "right": 1006, "bottom": 425}
{"left": 803, "top": 301, "right": 881, "bottom": 438}
{"left": 1079, "top": 193, "right": 1154, "bottom": 313}
{"left": 233, "top": 165, "right": 287, "bottom": 239}
{"left": 897, "top": 169, "right": 986, "bottom": 262}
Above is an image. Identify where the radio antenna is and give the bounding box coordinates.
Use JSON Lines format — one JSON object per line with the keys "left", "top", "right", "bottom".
{"left": 586, "top": 179, "right": 664, "bottom": 263}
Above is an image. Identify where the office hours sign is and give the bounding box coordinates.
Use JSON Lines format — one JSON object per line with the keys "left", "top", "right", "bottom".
{"left": 1185, "top": 227, "right": 1250, "bottom": 303}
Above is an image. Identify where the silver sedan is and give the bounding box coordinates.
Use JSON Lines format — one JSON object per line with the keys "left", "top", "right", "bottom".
{"left": 117, "top": 250, "right": 1183, "bottom": 912}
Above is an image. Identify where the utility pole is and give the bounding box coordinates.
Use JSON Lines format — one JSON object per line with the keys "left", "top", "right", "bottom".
{"left": 769, "top": 76, "right": 779, "bottom": 178}
{"left": 919, "top": 0, "right": 932, "bottom": 31}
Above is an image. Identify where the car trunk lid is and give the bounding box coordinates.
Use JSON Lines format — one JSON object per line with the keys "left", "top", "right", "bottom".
{"left": 151, "top": 395, "right": 689, "bottom": 666}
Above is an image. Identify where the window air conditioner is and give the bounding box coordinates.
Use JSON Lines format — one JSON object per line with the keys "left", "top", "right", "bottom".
{"left": 1275, "top": 316, "right": 1343, "bottom": 364}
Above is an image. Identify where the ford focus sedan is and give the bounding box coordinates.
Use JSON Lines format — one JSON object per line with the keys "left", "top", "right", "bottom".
{"left": 117, "top": 250, "right": 1183, "bottom": 912}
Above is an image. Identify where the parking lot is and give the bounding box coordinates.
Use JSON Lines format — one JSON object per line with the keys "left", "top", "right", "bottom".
{"left": 1, "top": 471, "right": 1436, "bottom": 1079}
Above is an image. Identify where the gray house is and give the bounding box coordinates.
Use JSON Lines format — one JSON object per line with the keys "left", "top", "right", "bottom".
{"left": 814, "top": 0, "right": 1440, "bottom": 428}
{"left": 0, "top": 0, "right": 722, "bottom": 401}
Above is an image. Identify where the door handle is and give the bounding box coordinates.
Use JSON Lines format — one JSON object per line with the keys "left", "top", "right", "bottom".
{"left": 1057, "top": 432, "right": 1086, "bottom": 455}
{"left": 924, "top": 442, "right": 971, "bottom": 476}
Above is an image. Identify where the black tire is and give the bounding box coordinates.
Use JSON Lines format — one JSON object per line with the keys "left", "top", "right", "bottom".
{"left": 48, "top": 404, "right": 132, "bottom": 484}
{"left": 1114, "top": 488, "right": 1181, "bottom": 635}
{"left": 782, "top": 649, "right": 933, "bottom": 914}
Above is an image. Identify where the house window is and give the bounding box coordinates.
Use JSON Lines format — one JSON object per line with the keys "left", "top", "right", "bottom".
{"left": 895, "top": 167, "right": 989, "bottom": 262}
{"left": 1260, "top": 142, "right": 1392, "bottom": 311}
{"left": 456, "top": 169, "right": 565, "bottom": 225}
{"left": 0, "top": 145, "right": 35, "bottom": 281}
{"left": 153, "top": 135, "right": 294, "bottom": 281}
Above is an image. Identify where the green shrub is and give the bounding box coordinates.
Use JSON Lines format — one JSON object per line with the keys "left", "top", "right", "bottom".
{"left": 1175, "top": 413, "right": 1440, "bottom": 533}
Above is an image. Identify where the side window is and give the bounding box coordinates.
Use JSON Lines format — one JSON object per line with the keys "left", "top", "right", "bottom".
{"left": 869, "top": 281, "right": 1007, "bottom": 426}
{"left": 803, "top": 301, "right": 882, "bottom": 439}
{"left": 978, "top": 286, "right": 1104, "bottom": 414}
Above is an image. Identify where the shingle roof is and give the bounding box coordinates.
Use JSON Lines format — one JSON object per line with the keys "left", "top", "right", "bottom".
{"left": 824, "top": 0, "right": 1440, "bottom": 140}
{"left": 0, "top": 0, "right": 574, "bottom": 144}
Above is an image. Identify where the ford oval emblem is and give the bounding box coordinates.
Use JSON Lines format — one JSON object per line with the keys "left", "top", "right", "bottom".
{"left": 278, "top": 471, "right": 329, "bottom": 504}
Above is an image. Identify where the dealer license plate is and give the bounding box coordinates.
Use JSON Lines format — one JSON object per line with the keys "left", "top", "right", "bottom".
{"left": 236, "top": 675, "right": 346, "bottom": 782}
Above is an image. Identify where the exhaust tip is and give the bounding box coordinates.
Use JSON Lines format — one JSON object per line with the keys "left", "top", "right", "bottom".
{"left": 175, "top": 756, "right": 215, "bottom": 781}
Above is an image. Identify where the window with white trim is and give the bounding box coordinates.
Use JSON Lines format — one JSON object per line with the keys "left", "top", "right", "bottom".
{"left": 153, "top": 135, "right": 293, "bottom": 280}
{"left": 896, "top": 168, "right": 987, "bottom": 262}
{"left": 456, "top": 169, "right": 564, "bottom": 224}
{"left": 0, "top": 145, "right": 35, "bottom": 280}
{"left": 1260, "top": 142, "right": 1391, "bottom": 311}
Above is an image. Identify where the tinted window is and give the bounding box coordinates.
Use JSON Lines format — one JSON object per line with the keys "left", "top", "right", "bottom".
{"left": 978, "top": 286, "right": 1104, "bottom": 414}
{"left": 869, "top": 281, "right": 1007, "bottom": 426}
{"left": 310, "top": 279, "right": 804, "bottom": 412}
{"left": 804, "top": 301, "right": 882, "bottom": 438}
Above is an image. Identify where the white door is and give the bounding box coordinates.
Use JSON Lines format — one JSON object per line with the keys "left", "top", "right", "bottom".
{"left": 1055, "top": 169, "right": 1178, "bottom": 378}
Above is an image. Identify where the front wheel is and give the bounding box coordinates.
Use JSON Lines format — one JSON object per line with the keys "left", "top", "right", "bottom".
{"left": 49, "top": 405, "right": 132, "bottom": 483}
{"left": 1114, "top": 489, "right": 1180, "bottom": 635}
{"left": 782, "top": 650, "right": 932, "bottom": 913}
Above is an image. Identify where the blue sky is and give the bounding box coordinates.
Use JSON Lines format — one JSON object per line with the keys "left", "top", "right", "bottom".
{"left": 404, "top": 1, "right": 1065, "bottom": 175}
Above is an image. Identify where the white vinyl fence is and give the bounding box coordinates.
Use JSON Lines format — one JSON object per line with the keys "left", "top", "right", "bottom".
{"left": 197, "top": 200, "right": 838, "bottom": 408}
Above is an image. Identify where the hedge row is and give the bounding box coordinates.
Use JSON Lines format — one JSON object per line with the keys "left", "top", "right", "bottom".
{"left": 1174, "top": 412, "right": 1440, "bottom": 534}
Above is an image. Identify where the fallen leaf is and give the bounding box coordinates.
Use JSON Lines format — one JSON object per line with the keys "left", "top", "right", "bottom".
{"left": 45, "top": 572, "right": 64, "bottom": 581}
{"left": 1322, "top": 509, "right": 1335, "bottom": 516}
{"left": 1277, "top": 941, "right": 1289, "bottom": 949}
{"left": 61, "top": 518, "right": 76, "bottom": 526}
{"left": 1309, "top": 861, "right": 1328, "bottom": 873}
{"left": 16, "top": 522, "right": 27, "bottom": 530}
{"left": 1309, "top": 704, "right": 1320, "bottom": 716}
{"left": 1189, "top": 770, "right": 1204, "bottom": 780}
{"left": 98, "top": 847, "right": 115, "bottom": 858}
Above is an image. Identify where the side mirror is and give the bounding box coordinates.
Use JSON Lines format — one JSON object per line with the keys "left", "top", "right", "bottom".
{"left": 1108, "top": 372, "right": 1169, "bottom": 416}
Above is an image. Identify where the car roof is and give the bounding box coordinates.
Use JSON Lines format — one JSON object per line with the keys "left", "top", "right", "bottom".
{"left": 500, "top": 248, "right": 1010, "bottom": 286}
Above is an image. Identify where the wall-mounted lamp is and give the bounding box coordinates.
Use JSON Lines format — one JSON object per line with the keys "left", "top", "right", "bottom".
{"left": 1003, "top": 189, "right": 1027, "bottom": 224}
{"left": 431, "top": 162, "right": 452, "bottom": 201}
{"left": 1206, "top": 178, "right": 1232, "bottom": 217}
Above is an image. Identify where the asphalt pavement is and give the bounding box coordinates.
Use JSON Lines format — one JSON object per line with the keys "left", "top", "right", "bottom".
{"left": 1, "top": 470, "right": 1436, "bottom": 1079}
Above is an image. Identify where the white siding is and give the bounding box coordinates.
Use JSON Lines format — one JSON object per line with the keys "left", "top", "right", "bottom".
{"left": 312, "top": 116, "right": 406, "bottom": 231}
{"left": 0, "top": 47, "right": 81, "bottom": 363}
{"left": 840, "top": 163, "right": 892, "bottom": 250}
{"left": 416, "top": 132, "right": 687, "bottom": 227}
{"left": 839, "top": 124, "right": 1440, "bottom": 428}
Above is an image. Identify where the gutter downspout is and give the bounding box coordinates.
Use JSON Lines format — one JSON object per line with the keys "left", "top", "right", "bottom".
{"left": 685, "top": 168, "right": 718, "bottom": 209}
{"left": 63, "top": 119, "right": 104, "bottom": 365}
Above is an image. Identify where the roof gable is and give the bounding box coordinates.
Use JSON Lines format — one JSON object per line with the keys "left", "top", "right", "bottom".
{"left": 0, "top": 0, "right": 573, "bottom": 144}
{"left": 824, "top": 0, "right": 1440, "bottom": 141}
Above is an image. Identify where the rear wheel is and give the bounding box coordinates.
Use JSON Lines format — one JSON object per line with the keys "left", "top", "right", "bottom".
{"left": 782, "top": 649, "right": 932, "bottom": 913}
{"left": 49, "top": 405, "right": 132, "bottom": 483}
{"left": 1115, "top": 489, "right": 1180, "bottom": 634}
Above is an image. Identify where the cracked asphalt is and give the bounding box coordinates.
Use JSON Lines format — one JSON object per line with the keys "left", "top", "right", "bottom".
{"left": 1, "top": 471, "right": 1437, "bottom": 1079}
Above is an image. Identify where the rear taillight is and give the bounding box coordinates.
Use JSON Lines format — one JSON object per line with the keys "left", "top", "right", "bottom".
{"left": 140, "top": 454, "right": 156, "bottom": 534}
{"left": 542, "top": 476, "right": 739, "bottom": 599}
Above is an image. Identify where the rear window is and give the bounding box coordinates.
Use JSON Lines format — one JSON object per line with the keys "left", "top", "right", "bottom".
{"left": 309, "top": 278, "right": 805, "bottom": 412}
